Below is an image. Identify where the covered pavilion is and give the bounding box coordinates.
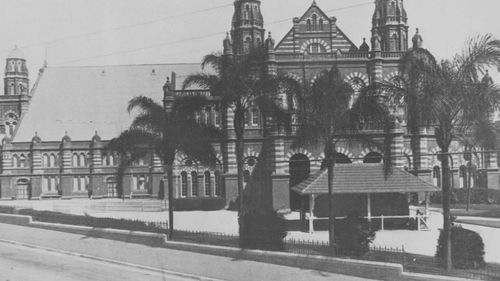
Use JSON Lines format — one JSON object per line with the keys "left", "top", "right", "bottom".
{"left": 292, "top": 164, "right": 439, "bottom": 233}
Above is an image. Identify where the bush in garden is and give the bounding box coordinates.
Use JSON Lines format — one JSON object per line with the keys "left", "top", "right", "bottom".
{"left": 238, "top": 207, "right": 287, "bottom": 251}
{"left": 436, "top": 225, "right": 485, "bottom": 269}
{"left": 173, "top": 197, "right": 226, "bottom": 211}
{"left": 335, "top": 211, "right": 375, "bottom": 257}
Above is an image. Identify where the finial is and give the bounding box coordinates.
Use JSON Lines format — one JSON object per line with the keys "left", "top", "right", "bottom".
{"left": 268, "top": 31, "right": 272, "bottom": 38}
{"left": 312, "top": 0, "right": 317, "bottom": 6}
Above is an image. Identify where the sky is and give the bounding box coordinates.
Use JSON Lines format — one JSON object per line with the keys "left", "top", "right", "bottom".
{"left": 0, "top": 0, "right": 499, "bottom": 87}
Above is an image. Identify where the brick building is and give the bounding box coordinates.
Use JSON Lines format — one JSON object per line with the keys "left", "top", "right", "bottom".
{"left": 0, "top": 0, "right": 497, "bottom": 211}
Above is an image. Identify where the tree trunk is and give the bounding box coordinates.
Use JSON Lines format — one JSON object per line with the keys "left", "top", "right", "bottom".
{"left": 410, "top": 130, "right": 421, "bottom": 174}
{"left": 325, "top": 143, "right": 336, "bottom": 253}
{"left": 236, "top": 136, "right": 245, "bottom": 211}
{"left": 167, "top": 165, "right": 174, "bottom": 240}
{"left": 440, "top": 148, "right": 453, "bottom": 271}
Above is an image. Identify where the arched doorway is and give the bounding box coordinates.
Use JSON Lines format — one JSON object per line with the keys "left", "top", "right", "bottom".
{"left": 16, "top": 179, "right": 30, "bottom": 200}
{"left": 363, "top": 152, "right": 383, "bottom": 163}
{"left": 289, "top": 154, "right": 310, "bottom": 210}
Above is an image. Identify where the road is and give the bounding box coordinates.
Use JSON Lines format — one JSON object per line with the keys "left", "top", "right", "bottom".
{"left": 0, "top": 242, "right": 197, "bottom": 281}
{"left": 0, "top": 223, "right": 378, "bottom": 281}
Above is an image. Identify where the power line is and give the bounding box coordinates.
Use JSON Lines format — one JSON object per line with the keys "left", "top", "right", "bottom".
{"left": 52, "top": 1, "right": 375, "bottom": 66}
{"left": 3, "top": 3, "right": 234, "bottom": 55}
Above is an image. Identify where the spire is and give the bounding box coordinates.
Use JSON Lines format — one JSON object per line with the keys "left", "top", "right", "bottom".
{"left": 223, "top": 32, "right": 234, "bottom": 56}
{"left": 265, "top": 32, "right": 275, "bottom": 51}
{"left": 412, "top": 28, "right": 423, "bottom": 49}
{"left": 359, "top": 38, "right": 370, "bottom": 52}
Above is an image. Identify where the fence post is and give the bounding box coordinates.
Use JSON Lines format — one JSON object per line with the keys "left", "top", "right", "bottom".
{"left": 381, "top": 215, "right": 384, "bottom": 231}
{"left": 401, "top": 245, "right": 405, "bottom": 269}
{"left": 417, "top": 214, "right": 421, "bottom": 231}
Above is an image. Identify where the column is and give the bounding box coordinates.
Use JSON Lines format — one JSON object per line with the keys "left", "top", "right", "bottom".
{"left": 309, "top": 194, "right": 316, "bottom": 234}
{"left": 367, "top": 194, "right": 372, "bottom": 223}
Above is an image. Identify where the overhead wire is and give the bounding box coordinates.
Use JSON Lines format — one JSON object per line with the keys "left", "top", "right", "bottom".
{"left": 52, "top": 1, "right": 374, "bottom": 66}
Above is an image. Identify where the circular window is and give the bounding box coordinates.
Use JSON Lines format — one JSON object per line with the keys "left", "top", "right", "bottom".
{"left": 185, "top": 159, "right": 193, "bottom": 167}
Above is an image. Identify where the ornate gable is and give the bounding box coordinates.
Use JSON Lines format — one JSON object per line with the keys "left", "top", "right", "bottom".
{"left": 275, "top": 2, "right": 357, "bottom": 55}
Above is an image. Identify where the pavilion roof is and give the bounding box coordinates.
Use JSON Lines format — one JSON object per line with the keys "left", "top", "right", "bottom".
{"left": 292, "top": 164, "right": 438, "bottom": 195}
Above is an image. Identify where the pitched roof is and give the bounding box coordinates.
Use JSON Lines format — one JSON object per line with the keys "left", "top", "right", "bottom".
{"left": 292, "top": 164, "right": 438, "bottom": 195}
{"left": 14, "top": 63, "right": 202, "bottom": 142}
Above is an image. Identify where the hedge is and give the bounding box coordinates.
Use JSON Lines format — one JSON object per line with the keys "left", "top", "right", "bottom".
{"left": 430, "top": 188, "right": 500, "bottom": 205}
{"left": 0, "top": 207, "right": 164, "bottom": 233}
{"left": 173, "top": 197, "right": 226, "bottom": 211}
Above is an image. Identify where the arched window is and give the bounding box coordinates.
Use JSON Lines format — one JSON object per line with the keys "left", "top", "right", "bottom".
{"left": 390, "top": 34, "right": 399, "bottom": 51}
{"left": 9, "top": 83, "right": 15, "bottom": 95}
{"left": 244, "top": 37, "right": 251, "bottom": 53}
{"left": 251, "top": 108, "right": 260, "bottom": 126}
{"left": 459, "top": 165, "right": 466, "bottom": 188}
{"left": 204, "top": 171, "right": 211, "bottom": 196}
{"left": 245, "top": 110, "right": 251, "bottom": 126}
{"left": 214, "top": 171, "right": 221, "bottom": 196}
{"left": 214, "top": 109, "right": 220, "bottom": 127}
{"left": 191, "top": 171, "right": 198, "bottom": 196}
{"left": 312, "top": 14, "right": 317, "bottom": 31}
{"left": 72, "top": 154, "right": 78, "bottom": 167}
{"left": 433, "top": 166, "right": 441, "bottom": 188}
{"left": 319, "top": 19, "right": 324, "bottom": 31}
{"left": 20, "top": 154, "right": 26, "bottom": 168}
{"left": 43, "top": 154, "right": 50, "bottom": 167}
{"left": 79, "top": 153, "right": 86, "bottom": 167}
{"left": 306, "top": 19, "right": 311, "bottom": 31}
{"left": 12, "top": 154, "right": 19, "bottom": 167}
{"left": 49, "top": 154, "right": 56, "bottom": 167}
{"left": 307, "top": 43, "right": 326, "bottom": 54}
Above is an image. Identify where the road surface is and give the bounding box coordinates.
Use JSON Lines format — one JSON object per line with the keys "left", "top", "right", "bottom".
{"left": 0, "top": 223, "right": 378, "bottom": 281}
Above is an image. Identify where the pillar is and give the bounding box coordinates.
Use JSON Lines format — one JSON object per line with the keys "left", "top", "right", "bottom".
{"left": 367, "top": 194, "right": 372, "bottom": 223}
{"left": 309, "top": 194, "right": 316, "bottom": 233}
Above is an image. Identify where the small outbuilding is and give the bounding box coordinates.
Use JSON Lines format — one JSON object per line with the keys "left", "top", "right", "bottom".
{"left": 292, "top": 163, "right": 439, "bottom": 232}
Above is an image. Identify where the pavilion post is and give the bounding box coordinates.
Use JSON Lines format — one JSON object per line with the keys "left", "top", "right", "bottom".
{"left": 425, "top": 192, "right": 429, "bottom": 217}
{"left": 367, "top": 194, "right": 372, "bottom": 223}
{"left": 309, "top": 194, "right": 315, "bottom": 233}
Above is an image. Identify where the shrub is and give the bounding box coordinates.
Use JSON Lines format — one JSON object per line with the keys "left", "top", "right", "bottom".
{"left": 436, "top": 225, "right": 485, "bottom": 269}
{"left": 239, "top": 208, "right": 287, "bottom": 251}
{"left": 0, "top": 206, "right": 16, "bottom": 214}
{"left": 335, "top": 212, "right": 375, "bottom": 257}
{"left": 430, "top": 189, "right": 500, "bottom": 205}
{"left": 15, "top": 209, "right": 164, "bottom": 233}
{"left": 173, "top": 197, "right": 226, "bottom": 211}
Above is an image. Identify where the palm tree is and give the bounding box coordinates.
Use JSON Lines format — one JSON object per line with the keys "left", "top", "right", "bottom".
{"left": 293, "top": 66, "right": 394, "bottom": 251}
{"left": 182, "top": 48, "right": 296, "bottom": 212}
{"left": 397, "top": 34, "right": 500, "bottom": 270}
{"left": 107, "top": 96, "right": 220, "bottom": 239}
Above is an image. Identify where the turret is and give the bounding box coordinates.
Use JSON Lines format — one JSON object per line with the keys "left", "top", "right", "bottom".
{"left": 230, "top": 0, "right": 265, "bottom": 55}
{"left": 371, "top": 0, "right": 409, "bottom": 52}
{"left": 4, "top": 46, "right": 29, "bottom": 96}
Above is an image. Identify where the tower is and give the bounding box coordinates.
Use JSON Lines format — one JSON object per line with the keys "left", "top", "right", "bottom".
{"left": 371, "top": 0, "right": 409, "bottom": 52}
{"left": 4, "top": 46, "right": 29, "bottom": 96}
{"left": 0, "top": 46, "right": 30, "bottom": 139}
{"left": 230, "top": 0, "right": 265, "bottom": 55}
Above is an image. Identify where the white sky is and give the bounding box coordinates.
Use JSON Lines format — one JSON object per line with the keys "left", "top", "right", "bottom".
{"left": 0, "top": 0, "right": 499, "bottom": 86}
